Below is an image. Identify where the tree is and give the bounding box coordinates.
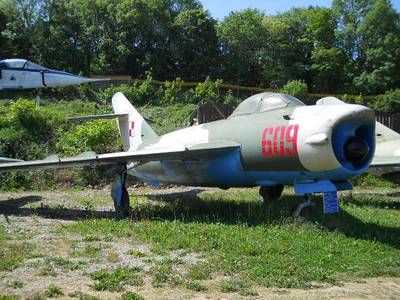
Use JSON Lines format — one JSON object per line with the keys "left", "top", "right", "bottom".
{"left": 172, "top": 8, "right": 218, "bottom": 81}
{"left": 262, "top": 8, "right": 313, "bottom": 88}
{"left": 353, "top": 0, "right": 400, "bottom": 94}
{"left": 306, "top": 7, "right": 347, "bottom": 92}
{"left": 332, "top": 0, "right": 400, "bottom": 94}
{"left": 217, "top": 9, "right": 267, "bottom": 86}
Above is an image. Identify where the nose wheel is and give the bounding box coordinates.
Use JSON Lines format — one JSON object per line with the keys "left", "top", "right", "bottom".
{"left": 259, "top": 185, "right": 284, "bottom": 204}
{"left": 111, "top": 172, "right": 130, "bottom": 218}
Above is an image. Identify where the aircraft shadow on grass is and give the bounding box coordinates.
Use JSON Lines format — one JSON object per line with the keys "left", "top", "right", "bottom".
{"left": 0, "top": 189, "right": 398, "bottom": 249}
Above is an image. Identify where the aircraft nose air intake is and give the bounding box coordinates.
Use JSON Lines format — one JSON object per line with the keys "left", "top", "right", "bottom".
{"left": 344, "top": 137, "right": 369, "bottom": 164}
{"left": 331, "top": 106, "right": 375, "bottom": 172}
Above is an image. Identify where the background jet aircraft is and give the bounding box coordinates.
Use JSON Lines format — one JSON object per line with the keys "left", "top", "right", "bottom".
{"left": 317, "top": 97, "right": 400, "bottom": 184}
{"left": 0, "top": 59, "right": 103, "bottom": 90}
{"left": 0, "top": 92, "right": 376, "bottom": 216}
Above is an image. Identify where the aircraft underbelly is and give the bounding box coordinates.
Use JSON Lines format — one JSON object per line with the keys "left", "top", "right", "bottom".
{"left": 129, "top": 149, "right": 356, "bottom": 188}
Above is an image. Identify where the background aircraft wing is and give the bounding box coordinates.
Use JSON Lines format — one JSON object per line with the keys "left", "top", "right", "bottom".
{"left": 369, "top": 156, "right": 400, "bottom": 176}
{"left": 0, "top": 141, "right": 240, "bottom": 172}
{"left": 0, "top": 157, "right": 24, "bottom": 163}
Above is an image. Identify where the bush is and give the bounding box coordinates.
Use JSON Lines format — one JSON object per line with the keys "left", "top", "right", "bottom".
{"left": 0, "top": 100, "right": 64, "bottom": 160}
{"left": 188, "top": 77, "right": 224, "bottom": 104}
{"left": 371, "top": 89, "right": 400, "bottom": 113}
{"left": 163, "top": 77, "right": 185, "bottom": 104}
{"left": 56, "top": 120, "right": 122, "bottom": 156}
{"left": 280, "top": 80, "right": 308, "bottom": 99}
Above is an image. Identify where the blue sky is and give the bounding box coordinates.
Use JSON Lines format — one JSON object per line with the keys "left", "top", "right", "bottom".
{"left": 199, "top": 0, "right": 400, "bottom": 20}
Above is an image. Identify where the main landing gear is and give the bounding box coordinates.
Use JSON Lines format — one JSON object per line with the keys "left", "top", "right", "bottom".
{"left": 259, "top": 185, "right": 284, "bottom": 204}
{"left": 111, "top": 169, "right": 130, "bottom": 218}
{"left": 259, "top": 185, "right": 315, "bottom": 220}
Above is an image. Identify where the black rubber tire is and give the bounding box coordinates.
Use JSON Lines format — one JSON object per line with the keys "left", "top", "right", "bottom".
{"left": 259, "top": 185, "right": 284, "bottom": 203}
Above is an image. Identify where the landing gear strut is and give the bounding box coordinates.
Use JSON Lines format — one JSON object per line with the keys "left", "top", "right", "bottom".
{"left": 111, "top": 171, "right": 130, "bottom": 218}
{"left": 292, "top": 194, "right": 315, "bottom": 219}
{"left": 259, "top": 185, "right": 284, "bottom": 204}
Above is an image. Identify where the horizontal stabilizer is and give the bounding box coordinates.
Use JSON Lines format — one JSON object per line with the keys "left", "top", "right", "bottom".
{"left": 69, "top": 114, "right": 128, "bottom": 121}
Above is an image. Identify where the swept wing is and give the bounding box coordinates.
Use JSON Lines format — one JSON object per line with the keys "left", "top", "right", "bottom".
{"left": 0, "top": 141, "right": 240, "bottom": 172}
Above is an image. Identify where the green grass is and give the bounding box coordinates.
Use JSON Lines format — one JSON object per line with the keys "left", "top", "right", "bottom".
{"left": 185, "top": 281, "right": 207, "bottom": 292}
{"left": 6, "top": 281, "right": 24, "bottom": 289}
{"left": 0, "top": 225, "right": 32, "bottom": 271}
{"left": 219, "top": 278, "right": 258, "bottom": 296}
{"left": 62, "top": 189, "right": 400, "bottom": 289}
{"left": 70, "top": 243, "right": 102, "bottom": 259}
{"left": 68, "top": 292, "right": 100, "bottom": 300}
{"left": 150, "top": 258, "right": 184, "bottom": 288}
{"left": 127, "top": 249, "right": 147, "bottom": 257}
{"left": 121, "top": 291, "right": 144, "bottom": 300}
{"left": 44, "top": 285, "right": 64, "bottom": 298}
{"left": 90, "top": 267, "right": 144, "bottom": 292}
{"left": 0, "top": 295, "right": 19, "bottom": 300}
{"left": 187, "top": 262, "right": 213, "bottom": 280}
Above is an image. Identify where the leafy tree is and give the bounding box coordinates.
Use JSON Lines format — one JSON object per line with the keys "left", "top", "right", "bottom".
{"left": 172, "top": 8, "right": 218, "bottom": 80}
{"left": 353, "top": 0, "right": 400, "bottom": 94}
{"left": 262, "top": 8, "right": 313, "bottom": 88}
{"left": 333, "top": 0, "right": 400, "bottom": 94}
{"left": 217, "top": 9, "right": 267, "bottom": 86}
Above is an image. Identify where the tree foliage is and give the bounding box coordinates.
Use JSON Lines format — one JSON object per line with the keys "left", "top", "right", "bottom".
{"left": 0, "top": 0, "right": 399, "bottom": 96}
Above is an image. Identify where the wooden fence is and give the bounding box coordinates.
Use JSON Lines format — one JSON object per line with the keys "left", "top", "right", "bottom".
{"left": 91, "top": 75, "right": 378, "bottom": 101}
{"left": 376, "top": 112, "right": 400, "bottom": 133}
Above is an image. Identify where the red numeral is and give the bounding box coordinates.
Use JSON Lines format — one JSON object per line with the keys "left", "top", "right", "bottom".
{"left": 261, "top": 124, "right": 299, "bottom": 158}
{"left": 286, "top": 124, "right": 299, "bottom": 156}
{"left": 262, "top": 127, "right": 274, "bottom": 157}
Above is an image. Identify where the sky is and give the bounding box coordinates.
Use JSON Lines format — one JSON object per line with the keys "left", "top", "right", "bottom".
{"left": 199, "top": 0, "right": 400, "bottom": 20}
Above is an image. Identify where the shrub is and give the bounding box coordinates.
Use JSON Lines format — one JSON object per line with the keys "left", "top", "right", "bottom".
{"left": 188, "top": 77, "right": 223, "bottom": 104}
{"left": 372, "top": 89, "right": 400, "bottom": 113}
{"left": 56, "top": 120, "right": 122, "bottom": 156}
{"left": 163, "top": 77, "right": 185, "bottom": 104}
{"left": 280, "top": 80, "right": 308, "bottom": 99}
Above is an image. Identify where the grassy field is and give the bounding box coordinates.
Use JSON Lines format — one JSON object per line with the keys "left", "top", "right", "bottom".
{"left": 0, "top": 187, "right": 399, "bottom": 299}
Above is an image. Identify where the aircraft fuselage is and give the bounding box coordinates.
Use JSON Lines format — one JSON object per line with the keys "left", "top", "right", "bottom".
{"left": 129, "top": 103, "right": 375, "bottom": 192}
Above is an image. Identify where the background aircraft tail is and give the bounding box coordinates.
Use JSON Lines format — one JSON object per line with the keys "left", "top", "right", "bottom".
{"left": 112, "top": 92, "right": 158, "bottom": 151}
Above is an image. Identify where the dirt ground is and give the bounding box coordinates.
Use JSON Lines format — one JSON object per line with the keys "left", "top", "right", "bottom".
{"left": 0, "top": 187, "right": 399, "bottom": 299}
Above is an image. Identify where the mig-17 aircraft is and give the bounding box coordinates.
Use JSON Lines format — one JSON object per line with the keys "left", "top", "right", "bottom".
{"left": 0, "top": 59, "right": 103, "bottom": 90}
{"left": 0, "top": 92, "right": 377, "bottom": 216}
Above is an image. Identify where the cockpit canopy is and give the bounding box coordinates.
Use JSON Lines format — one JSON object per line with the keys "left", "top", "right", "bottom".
{"left": 229, "top": 92, "right": 305, "bottom": 117}
{"left": 0, "top": 59, "right": 48, "bottom": 70}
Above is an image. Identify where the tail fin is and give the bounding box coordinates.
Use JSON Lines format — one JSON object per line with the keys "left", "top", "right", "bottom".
{"left": 112, "top": 92, "right": 158, "bottom": 151}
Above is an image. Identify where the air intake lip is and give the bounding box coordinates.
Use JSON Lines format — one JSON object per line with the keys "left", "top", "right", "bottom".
{"left": 332, "top": 117, "right": 375, "bottom": 172}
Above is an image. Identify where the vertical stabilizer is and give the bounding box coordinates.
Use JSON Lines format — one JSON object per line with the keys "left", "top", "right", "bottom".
{"left": 112, "top": 92, "right": 158, "bottom": 151}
